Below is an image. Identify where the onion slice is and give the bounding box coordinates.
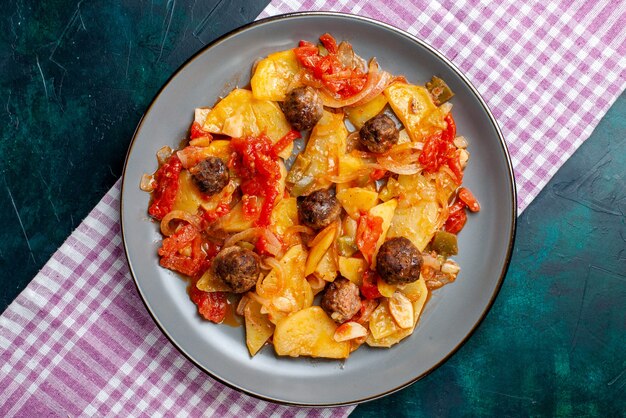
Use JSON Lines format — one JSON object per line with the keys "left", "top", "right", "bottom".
{"left": 224, "top": 228, "right": 264, "bottom": 248}
{"left": 160, "top": 210, "right": 202, "bottom": 236}
{"left": 318, "top": 59, "right": 393, "bottom": 108}
{"left": 337, "top": 41, "right": 367, "bottom": 72}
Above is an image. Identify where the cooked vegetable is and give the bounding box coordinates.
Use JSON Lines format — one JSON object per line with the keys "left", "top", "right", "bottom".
{"left": 251, "top": 49, "right": 302, "bottom": 101}
{"left": 425, "top": 75, "right": 454, "bottom": 106}
{"left": 314, "top": 245, "right": 339, "bottom": 282}
{"left": 388, "top": 291, "right": 414, "bottom": 329}
{"left": 305, "top": 222, "right": 337, "bottom": 276}
{"left": 334, "top": 321, "right": 367, "bottom": 342}
{"left": 367, "top": 199, "right": 398, "bottom": 267}
{"left": 338, "top": 256, "right": 366, "bottom": 286}
{"left": 431, "top": 231, "right": 458, "bottom": 256}
{"left": 287, "top": 110, "right": 347, "bottom": 196}
{"left": 244, "top": 298, "right": 275, "bottom": 356}
{"left": 337, "top": 236, "right": 358, "bottom": 257}
{"left": 273, "top": 306, "right": 350, "bottom": 358}
{"left": 384, "top": 83, "right": 447, "bottom": 142}
{"left": 345, "top": 94, "right": 388, "bottom": 129}
{"left": 336, "top": 187, "right": 379, "bottom": 219}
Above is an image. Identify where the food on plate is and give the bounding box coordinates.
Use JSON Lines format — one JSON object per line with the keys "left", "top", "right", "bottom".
{"left": 358, "top": 114, "right": 399, "bottom": 153}
{"left": 297, "top": 188, "right": 342, "bottom": 230}
{"left": 141, "top": 33, "right": 480, "bottom": 359}
{"left": 282, "top": 86, "right": 324, "bottom": 130}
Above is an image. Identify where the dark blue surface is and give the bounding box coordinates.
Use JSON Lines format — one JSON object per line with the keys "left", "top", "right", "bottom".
{"left": 0, "top": 0, "right": 269, "bottom": 310}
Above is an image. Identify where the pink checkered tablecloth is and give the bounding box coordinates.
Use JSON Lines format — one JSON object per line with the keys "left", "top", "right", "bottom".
{"left": 1, "top": 1, "right": 625, "bottom": 416}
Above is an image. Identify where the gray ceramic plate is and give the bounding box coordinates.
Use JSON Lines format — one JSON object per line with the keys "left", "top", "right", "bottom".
{"left": 121, "top": 12, "right": 516, "bottom": 406}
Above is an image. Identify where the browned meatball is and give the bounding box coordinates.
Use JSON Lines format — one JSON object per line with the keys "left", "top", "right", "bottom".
{"left": 191, "top": 156, "right": 229, "bottom": 195}
{"left": 283, "top": 86, "right": 324, "bottom": 131}
{"left": 376, "top": 237, "right": 422, "bottom": 285}
{"left": 213, "top": 246, "right": 259, "bottom": 293}
{"left": 321, "top": 278, "right": 361, "bottom": 323}
{"left": 297, "top": 188, "right": 342, "bottom": 230}
{"left": 359, "top": 114, "right": 399, "bottom": 153}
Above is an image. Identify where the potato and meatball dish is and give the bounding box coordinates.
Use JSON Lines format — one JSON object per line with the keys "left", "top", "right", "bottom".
{"left": 141, "top": 33, "right": 480, "bottom": 359}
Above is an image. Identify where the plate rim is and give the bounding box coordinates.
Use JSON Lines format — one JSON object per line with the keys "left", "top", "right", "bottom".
{"left": 120, "top": 10, "right": 518, "bottom": 407}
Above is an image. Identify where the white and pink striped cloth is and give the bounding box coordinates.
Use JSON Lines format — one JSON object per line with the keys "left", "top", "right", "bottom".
{"left": 1, "top": 1, "right": 625, "bottom": 416}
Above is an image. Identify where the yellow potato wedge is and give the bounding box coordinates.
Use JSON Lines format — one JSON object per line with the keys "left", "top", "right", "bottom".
{"left": 336, "top": 187, "right": 379, "bottom": 219}
{"left": 338, "top": 256, "right": 366, "bottom": 286}
{"left": 384, "top": 83, "right": 447, "bottom": 142}
{"left": 377, "top": 279, "right": 397, "bottom": 298}
{"left": 273, "top": 306, "right": 350, "bottom": 358}
{"left": 270, "top": 197, "right": 299, "bottom": 243}
{"left": 250, "top": 99, "right": 294, "bottom": 159}
{"left": 305, "top": 223, "right": 338, "bottom": 276}
{"left": 387, "top": 201, "right": 439, "bottom": 251}
{"left": 368, "top": 300, "right": 400, "bottom": 340}
{"left": 366, "top": 277, "right": 428, "bottom": 347}
{"left": 287, "top": 110, "right": 347, "bottom": 196}
{"left": 251, "top": 49, "right": 302, "bottom": 101}
{"left": 203, "top": 88, "right": 293, "bottom": 158}
{"left": 196, "top": 267, "right": 231, "bottom": 292}
{"left": 314, "top": 245, "right": 338, "bottom": 282}
{"left": 244, "top": 298, "right": 275, "bottom": 356}
{"left": 259, "top": 245, "right": 313, "bottom": 325}
{"left": 345, "top": 94, "right": 388, "bottom": 129}
{"left": 388, "top": 291, "right": 414, "bottom": 329}
{"left": 172, "top": 170, "right": 210, "bottom": 214}
{"left": 203, "top": 89, "right": 257, "bottom": 135}
{"left": 213, "top": 201, "right": 254, "bottom": 232}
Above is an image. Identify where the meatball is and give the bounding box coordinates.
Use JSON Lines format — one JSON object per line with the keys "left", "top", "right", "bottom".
{"left": 297, "top": 188, "right": 342, "bottom": 230}
{"left": 213, "top": 246, "right": 259, "bottom": 293}
{"left": 376, "top": 237, "right": 422, "bottom": 285}
{"left": 282, "top": 86, "right": 324, "bottom": 131}
{"left": 191, "top": 156, "right": 229, "bottom": 195}
{"left": 321, "top": 278, "right": 361, "bottom": 323}
{"left": 359, "top": 114, "right": 399, "bottom": 153}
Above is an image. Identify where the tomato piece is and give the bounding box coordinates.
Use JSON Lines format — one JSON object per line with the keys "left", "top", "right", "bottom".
{"left": 189, "top": 286, "right": 227, "bottom": 323}
{"left": 370, "top": 168, "right": 387, "bottom": 181}
{"left": 158, "top": 224, "right": 207, "bottom": 277}
{"left": 356, "top": 213, "right": 383, "bottom": 264}
{"left": 271, "top": 130, "right": 301, "bottom": 156}
{"left": 294, "top": 35, "right": 367, "bottom": 99}
{"left": 458, "top": 187, "right": 480, "bottom": 212}
{"left": 148, "top": 155, "right": 183, "bottom": 220}
{"left": 200, "top": 202, "right": 231, "bottom": 224}
{"left": 360, "top": 270, "right": 382, "bottom": 300}
{"left": 230, "top": 134, "right": 282, "bottom": 227}
{"left": 448, "top": 152, "right": 464, "bottom": 184}
{"left": 190, "top": 121, "right": 211, "bottom": 140}
{"left": 442, "top": 114, "right": 456, "bottom": 142}
{"left": 242, "top": 195, "right": 259, "bottom": 219}
{"left": 444, "top": 201, "right": 467, "bottom": 234}
{"left": 418, "top": 116, "right": 463, "bottom": 185}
